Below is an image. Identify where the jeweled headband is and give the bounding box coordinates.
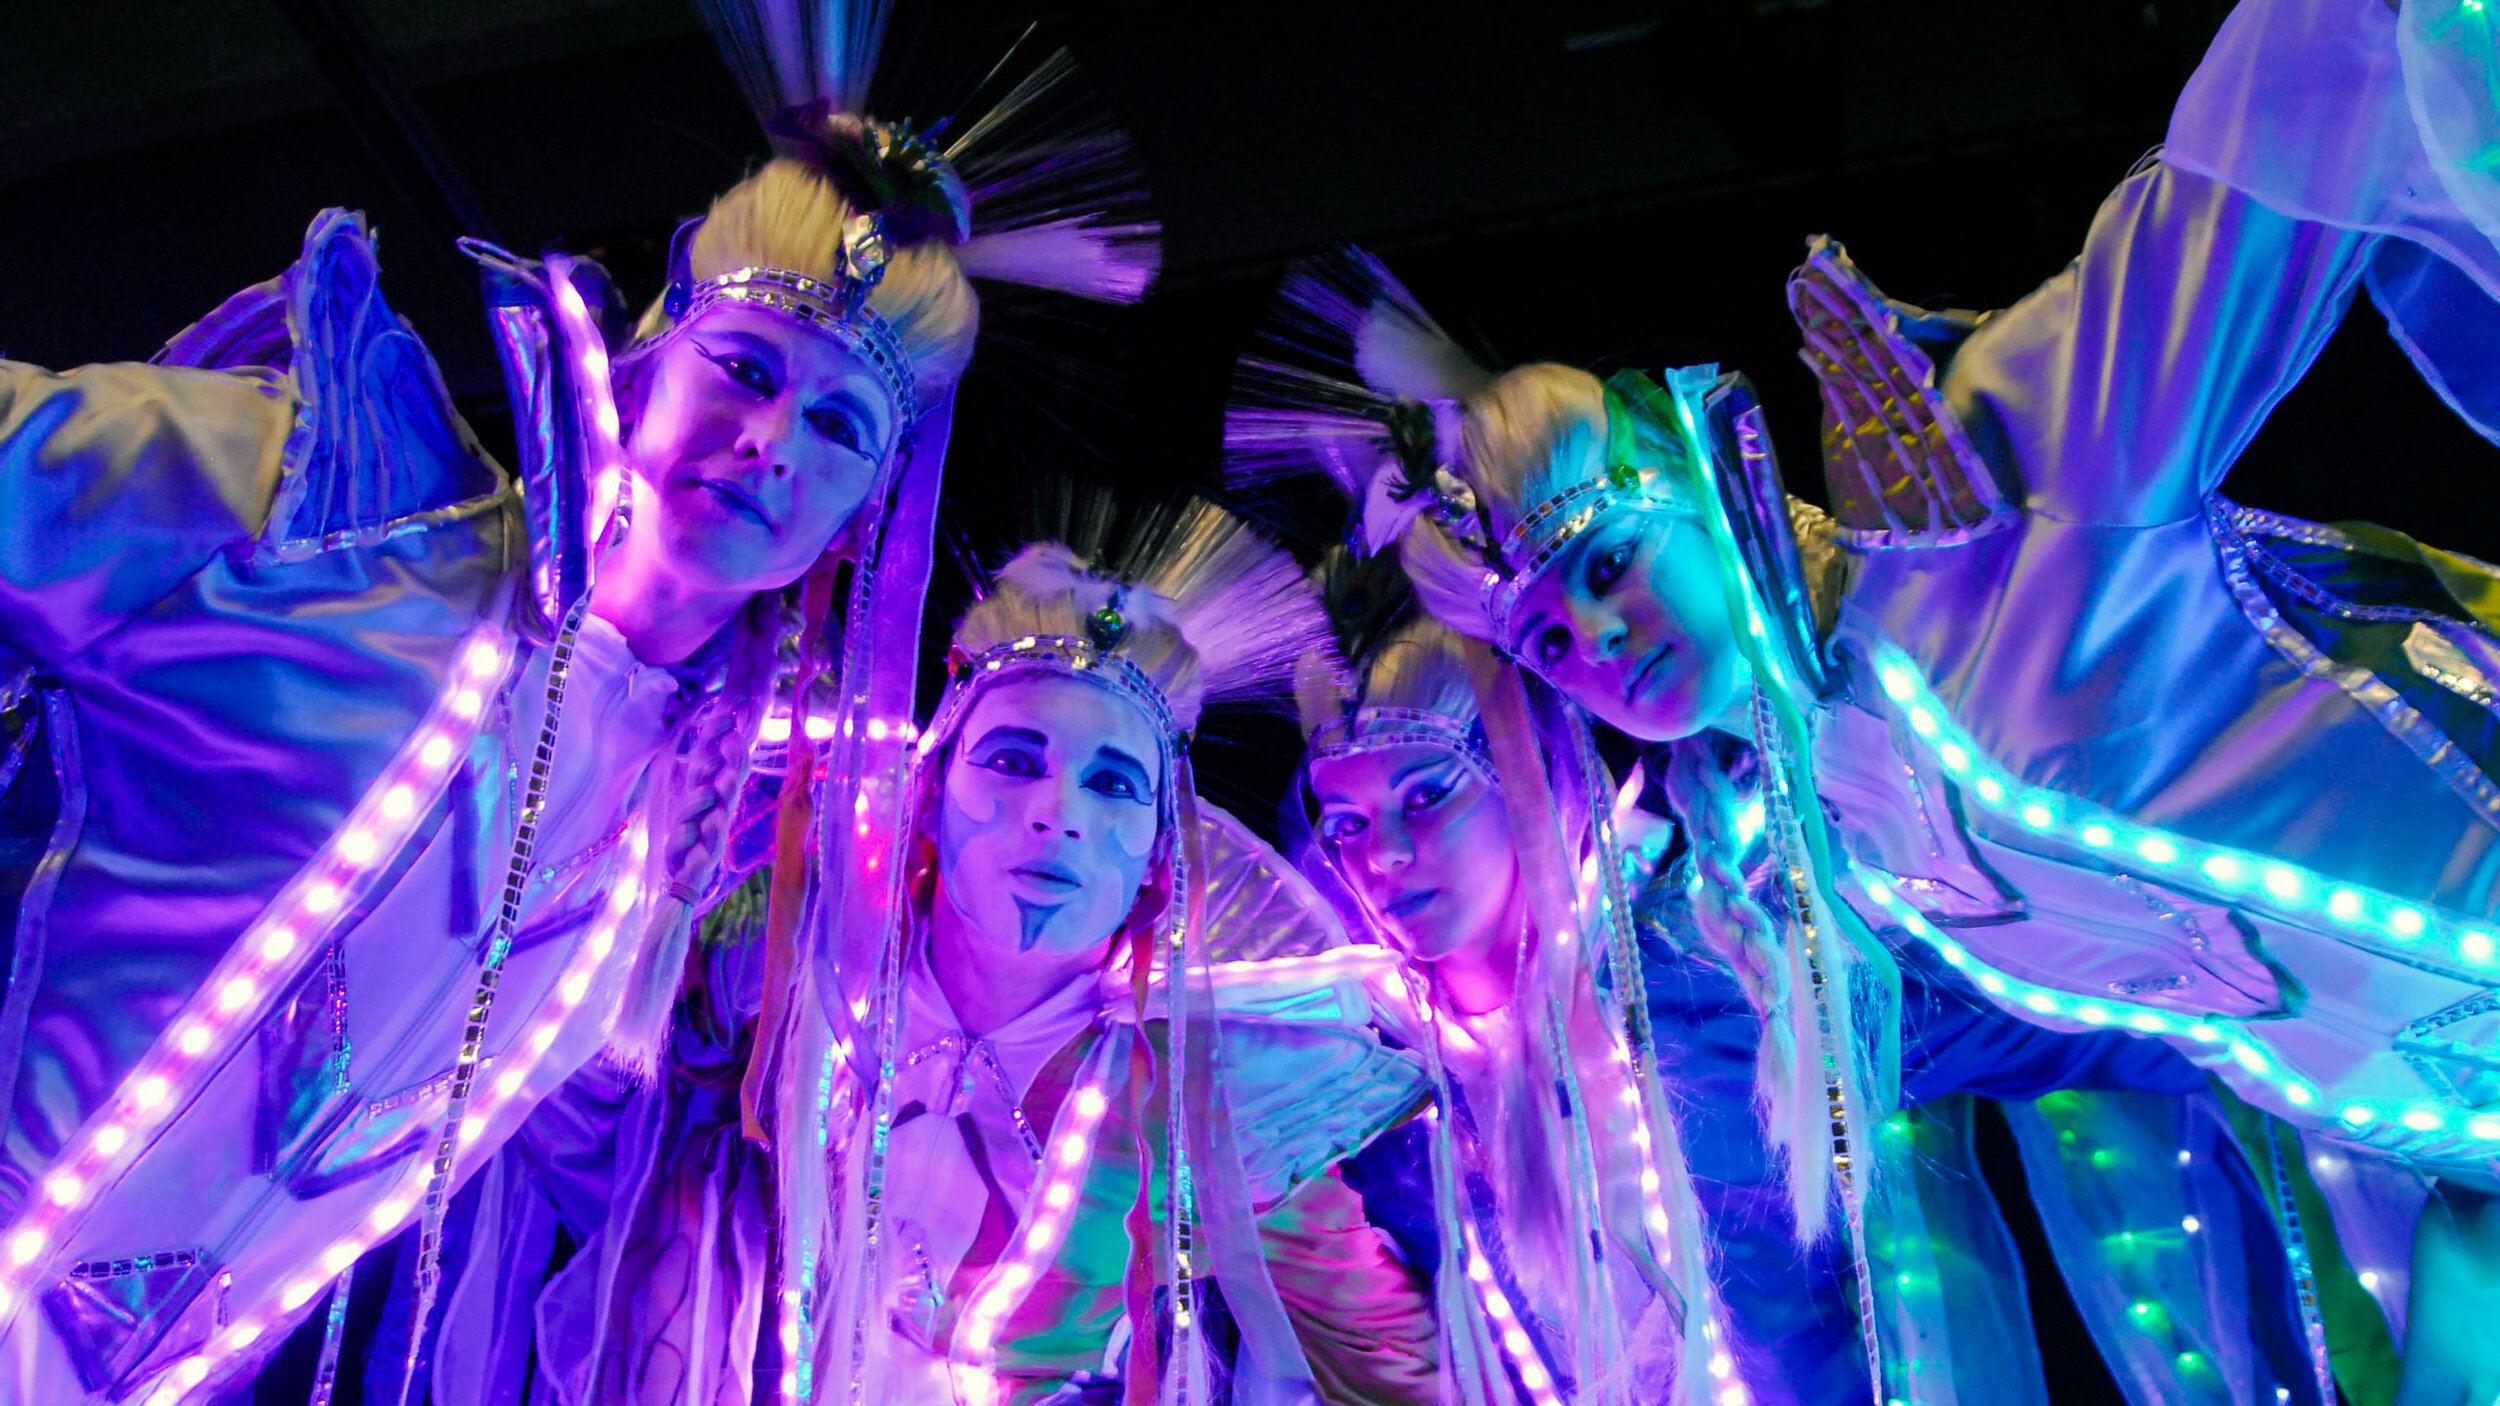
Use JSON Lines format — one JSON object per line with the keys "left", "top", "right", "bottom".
{"left": 1477, "top": 378, "right": 1704, "bottom": 651}
{"left": 636, "top": 211, "right": 919, "bottom": 439}
{"left": 920, "top": 615, "right": 1182, "bottom": 769}
{"left": 1306, "top": 706, "right": 1494, "bottom": 783}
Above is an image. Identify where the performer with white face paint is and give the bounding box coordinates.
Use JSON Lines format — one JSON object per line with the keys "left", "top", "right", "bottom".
{"left": 739, "top": 503, "right": 1442, "bottom": 1406}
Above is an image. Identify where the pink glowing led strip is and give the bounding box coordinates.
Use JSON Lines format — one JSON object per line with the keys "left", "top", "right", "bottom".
{"left": 543, "top": 254, "right": 630, "bottom": 544}
{"left": 0, "top": 628, "right": 517, "bottom": 1334}
{"left": 147, "top": 819, "right": 649, "bottom": 1405}
{"left": 1613, "top": 1035, "right": 1751, "bottom": 1406}
{"left": 954, "top": 1078, "right": 1114, "bottom": 1392}
{"left": 1460, "top": 1226, "right": 1562, "bottom": 1406}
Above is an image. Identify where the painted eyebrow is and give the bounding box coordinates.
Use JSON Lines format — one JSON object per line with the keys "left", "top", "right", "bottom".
{"left": 1093, "top": 744, "right": 1155, "bottom": 786}
{"left": 1389, "top": 754, "right": 1458, "bottom": 787}
{"left": 697, "top": 327, "right": 783, "bottom": 361}
{"left": 966, "top": 724, "right": 1050, "bottom": 755}
{"left": 1511, "top": 607, "right": 1553, "bottom": 657}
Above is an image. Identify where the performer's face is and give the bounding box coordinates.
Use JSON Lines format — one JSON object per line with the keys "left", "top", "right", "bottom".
{"left": 1505, "top": 503, "right": 1747, "bottom": 741}
{"left": 1309, "top": 742, "right": 1520, "bottom": 966}
{"left": 933, "top": 673, "right": 1164, "bottom": 962}
{"left": 621, "top": 303, "right": 900, "bottom": 596}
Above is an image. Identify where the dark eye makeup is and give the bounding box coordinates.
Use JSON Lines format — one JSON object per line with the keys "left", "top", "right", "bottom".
{"left": 1587, "top": 538, "right": 1637, "bottom": 596}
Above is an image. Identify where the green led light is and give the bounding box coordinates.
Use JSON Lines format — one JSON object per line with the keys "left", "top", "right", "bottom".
{"left": 2090, "top": 1149, "right": 2114, "bottom": 1169}
{"left": 2177, "top": 1352, "right": 2201, "bottom": 1370}
{"left": 1859, "top": 641, "right": 2500, "bottom": 1153}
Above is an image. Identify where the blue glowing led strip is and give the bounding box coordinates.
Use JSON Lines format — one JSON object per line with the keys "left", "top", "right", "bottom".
{"left": 1857, "top": 639, "right": 2500, "bottom": 1148}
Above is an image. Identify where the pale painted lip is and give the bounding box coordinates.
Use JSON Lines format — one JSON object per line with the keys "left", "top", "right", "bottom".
{"left": 1626, "top": 645, "right": 1669, "bottom": 702}
{"left": 1385, "top": 888, "right": 1437, "bottom": 919}
{"left": 1010, "top": 862, "right": 1081, "bottom": 891}
{"left": 694, "top": 476, "right": 774, "bottom": 530}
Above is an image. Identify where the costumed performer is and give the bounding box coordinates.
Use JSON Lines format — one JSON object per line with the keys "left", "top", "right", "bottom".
{"left": 1237, "top": 354, "right": 2227, "bottom": 1406}
{"left": 0, "top": 0, "right": 1159, "bottom": 1399}
{"left": 755, "top": 501, "right": 1442, "bottom": 1406}
{"left": 1313, "top": 2, "right": 2500, "bottom": 1403}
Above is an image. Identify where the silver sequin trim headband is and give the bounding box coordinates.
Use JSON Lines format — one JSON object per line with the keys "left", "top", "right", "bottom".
{"left": 925, "top": 634, "right": 1181, "bottom": 753}
{"left": 1306, "top": 706, "right": 1495, "bottom": 782}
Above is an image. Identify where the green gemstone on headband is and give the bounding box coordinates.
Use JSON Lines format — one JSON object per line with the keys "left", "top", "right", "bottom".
{"left": 1087, "top": 604, "right": 1129, "bottom": 652}
{"left": 1607, "top": 462, "right": 1644, "bottom": 492}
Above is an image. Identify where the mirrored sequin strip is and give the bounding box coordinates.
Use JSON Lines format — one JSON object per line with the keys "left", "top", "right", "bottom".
{"left": 0, "top": 628, "right": 516, "bottom": 1338}
{"left": 2260, "top": 1120, "right": 2338, "bottom": 1406}
{"left": 145, "top": 817, "right": 647, "bottom": 1405}
{"left": 392, "top": 597, "right": 593, "bottom": 1406}
{"left": 1751, "top": 689, "right": 1883, "bottom": 1404}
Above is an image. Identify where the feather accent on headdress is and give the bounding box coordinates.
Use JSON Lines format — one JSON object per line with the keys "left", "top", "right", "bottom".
{"left": 1225, "top": 248, "right": 1489, "bottom": 556}
{"left": 695, "top": 5, "right": 1161, "bottom": 303}
{"left": 964, "top": 500, "right": 1337, "bottom": 731}
{"left": 697, "top": 0, "right": 892, "bottom": 120}
{"left": 949, "top": 49, "right": 1162, "bottom": 303}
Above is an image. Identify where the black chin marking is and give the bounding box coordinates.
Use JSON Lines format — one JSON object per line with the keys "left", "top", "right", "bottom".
{"left": 1014, "top": 899, "right": 1063, "bottom": 952}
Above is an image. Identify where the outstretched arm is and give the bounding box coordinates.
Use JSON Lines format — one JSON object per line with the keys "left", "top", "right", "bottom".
{"left": 1940, "top": 157, "right": 2374, "bottom": 528}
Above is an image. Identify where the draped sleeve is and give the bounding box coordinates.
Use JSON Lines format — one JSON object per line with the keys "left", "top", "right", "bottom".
{"left": 1934, "top": 0, "right": 2495, "bottom": 527}
{"left": 0, "top": 359, "right": 289, "bottom": 671}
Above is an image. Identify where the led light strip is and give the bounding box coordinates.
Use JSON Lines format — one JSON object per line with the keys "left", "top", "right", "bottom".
{"left": 1461, "top": 1226, "right": 1562, "bottom": 1406}
{"left": 0, "top": 630, "right": 515, "bottom": 1332}
{"left": 150, "top": 821, "right": 649, "bottom": 1405}
{"left": 958, "top": 1080, "right": 1113, "bottom": 1367}
{"left": 1859, "top": 640, "right": 2500, "bottom": 1149}
{"left": 1604, "top": 1045, "right": 1753, "bottom": 1406}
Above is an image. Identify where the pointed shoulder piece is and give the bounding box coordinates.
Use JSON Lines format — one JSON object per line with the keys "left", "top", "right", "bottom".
{"left": 1787, "top": 235, "right": 2017, "bottom": 548}
{"left": 248, "top": 210, "right": 507, "bottom": 559}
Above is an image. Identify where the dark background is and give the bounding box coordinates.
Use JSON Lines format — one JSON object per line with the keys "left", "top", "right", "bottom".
{"left": 6, "top": 1, "right": 2487, "bottom": 1400}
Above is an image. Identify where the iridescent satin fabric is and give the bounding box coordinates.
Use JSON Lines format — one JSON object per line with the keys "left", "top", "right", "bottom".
{"left": 1784, "top": 1, "right": 2500, "bottom": 1391}
{"left": 0, "top": 212, "right": 682, "bottom": 1398}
